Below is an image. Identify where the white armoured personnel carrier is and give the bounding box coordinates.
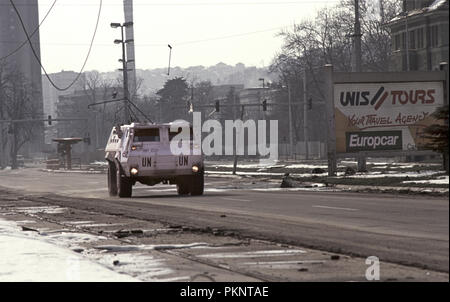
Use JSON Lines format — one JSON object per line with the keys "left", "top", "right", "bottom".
{"left": 105, "top": 122, "right": 204, "bottom": 197}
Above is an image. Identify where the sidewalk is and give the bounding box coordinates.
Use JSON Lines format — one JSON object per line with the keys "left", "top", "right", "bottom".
{"left": 0, "top": 219, "right": 138, "bottom": 282}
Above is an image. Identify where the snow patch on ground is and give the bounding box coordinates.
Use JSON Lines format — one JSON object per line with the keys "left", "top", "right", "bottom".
{"left": 40, "top": 231, "right": 108, "bottom": 246}
{"left": 95, "top": 242, "right": 210, "bottom": 252}
{"left": 284, "top": 164, "right": 328, "bottom": 169}
{"left": 0, "top": 218, "right": 137, "bottom": 282}
{"left": 207, "top": 169, "right": 445, "bottom": 180}
{"left": 252, "top": 187, "right": 335, "bottom": 192}
{"left": 402, "top": 175, "right": 449, "bottom": 185}
{"left": 90, "top": 161, "right": 108, "bottom": 166}
{"left": 346, "top": 171, "right": 442, "bottom": 179}
{"left": 210, "top": 164, "right": 283, "bottom": 169}
{"left": 15, "top": 206, "right": 66, "bottom": 215}
{"left": 41, "top": 169, "right": 103, "bottom": 174}
{"left": 87, "top": 252, "right": 175, "bottom": 281}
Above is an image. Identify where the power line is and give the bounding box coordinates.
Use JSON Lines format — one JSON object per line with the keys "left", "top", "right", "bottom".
{"left": 0, "top": 0, "right": 58, "bottom": 62}
{"left": 8, "top": 0, "right": 103, "bottom": 91}
{"left": 173, "top": 26, "right": 291, "bottom": 47}
{"left": 1, "top": 24, "right": 292, "bottom": 50}
{"left": 2, "top": 25, "right": 289, "bottom": 48}
{"left": 0, "top": 1, "right": 340, "bottom": 7}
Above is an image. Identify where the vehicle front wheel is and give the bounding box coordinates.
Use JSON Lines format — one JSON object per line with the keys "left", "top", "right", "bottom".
{"left": 177, "top": 178, "right": 190, "bottom": 195}
{"left": 107, "top": 162, "right": 118, "bottom": 196}
{"left": 190, "top": 173, "right": 204, "bottom": 196}
{"left": 116, "top": 167, "right": 132, "bottom": 198}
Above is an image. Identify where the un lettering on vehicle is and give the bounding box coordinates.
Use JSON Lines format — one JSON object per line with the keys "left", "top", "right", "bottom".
{"left": 142, "top": 157, "right": 152, "bottom": 167}
{"left": 178, "top": 156, "right": 188, "bottom": 166}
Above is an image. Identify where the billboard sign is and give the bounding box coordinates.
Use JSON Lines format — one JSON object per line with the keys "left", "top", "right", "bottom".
{"left": 334, "top": 81, "right": 444, "bottom": 153}
{"left": 346, "top": 131, "right": 402, "bottom": 152}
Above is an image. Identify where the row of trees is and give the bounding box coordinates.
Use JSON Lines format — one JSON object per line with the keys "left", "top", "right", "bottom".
{"left": 270, "top": 0, "right": 402, "bottom": 95}
{"left": 154, "top": 76, "right": 237, "bottom": 123}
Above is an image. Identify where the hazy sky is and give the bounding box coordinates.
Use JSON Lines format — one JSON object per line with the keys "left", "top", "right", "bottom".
{"left": 37, "top": 0, "right": 338, "bottom": 73}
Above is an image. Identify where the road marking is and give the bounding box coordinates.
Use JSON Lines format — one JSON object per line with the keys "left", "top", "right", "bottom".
{"left": 313, "top": 205, "right": 359, "bottom": 211}
{"left": 221, "top": 197, "right": 251, "bottom": 202}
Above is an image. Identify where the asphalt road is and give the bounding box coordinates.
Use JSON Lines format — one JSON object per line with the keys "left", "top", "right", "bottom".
{"left": 0, "top": 168, "right": 448, "bottom": 272}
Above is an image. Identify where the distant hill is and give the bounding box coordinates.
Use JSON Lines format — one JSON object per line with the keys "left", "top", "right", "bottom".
{"left": 101, "top": 62, "right": 278, "bottom": 96}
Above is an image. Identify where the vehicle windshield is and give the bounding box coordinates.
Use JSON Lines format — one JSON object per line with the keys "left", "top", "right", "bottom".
{"left": 169, "top": 127, "right": 193, "bottom": 141}
{"left": 133, "top": 128, "right": 160, "bottom": 142}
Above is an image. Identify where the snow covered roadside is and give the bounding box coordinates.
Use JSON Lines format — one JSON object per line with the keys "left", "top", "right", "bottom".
{"left": 0, "top": 219, "right": 138, "bottom": 282}
{"left": 206, "top": 169, "right": 446, "bottom": 180}
{"left": 402, "top": 175, "right": 449, "bottom": 185}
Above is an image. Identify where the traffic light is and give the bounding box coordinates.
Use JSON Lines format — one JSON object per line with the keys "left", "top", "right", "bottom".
{"left": 215, "top": 100, "right": 220, "bottom": 112}
{"left": 48, "top": 115, "right": 52, "bottom": 125}
{"left": 84, "top": 134, "right": 91, "bottom": 145}
{"left": 308, "top": 98, "right": 312, "bottom": 110}
{"left": 262, "top": 100, "right": 267, "bottom": 111}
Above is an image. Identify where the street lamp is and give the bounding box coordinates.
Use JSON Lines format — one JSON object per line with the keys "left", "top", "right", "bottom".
{"left": 111, "top": 21, "right": 135, "bottom": 123}
{"left": 167, "top": 44, "right": 173, "bottom": 76}
{"left": 258, "top": 78, "right": 265, "bottom": 88}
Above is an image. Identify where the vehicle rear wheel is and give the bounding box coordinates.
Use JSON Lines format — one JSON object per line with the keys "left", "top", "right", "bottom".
{"left": 116, "top": 167, "right": 132, "bottom": 198}
{"left": 107, "top": 162, "right": 118, "bottom": 196}
{"left": 190, "top": 172, "right": 204, "bottom": 196}
{"left": 177, "top": 178, "right": 190, "bottom": 195}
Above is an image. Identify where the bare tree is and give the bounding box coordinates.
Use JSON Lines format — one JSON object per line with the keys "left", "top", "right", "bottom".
{"left": 269, "top": 0, "right": 402, "bottom": 141}
{"left": 1, "top": 66, "right": 40, "bottom": 169}
{"left": 271, "top": 0, "right": 401, "bottom": 80}
{"left": 0, "top": 63, "right": 9, "bottom": 168}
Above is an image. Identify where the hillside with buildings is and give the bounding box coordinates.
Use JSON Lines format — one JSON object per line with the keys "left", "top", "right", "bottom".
{"left": 100, "top": 62, "right": 277, "bottom": 96}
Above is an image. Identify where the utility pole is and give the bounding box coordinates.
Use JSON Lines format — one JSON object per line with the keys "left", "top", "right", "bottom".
{"left": 287, "top": 84, "right": 294, "bottom": 158}
{"left": 121, "top": 26, "right": 130, "bottom": 124}
{"left": 232, "top": 105, "right": 245, "bottom": 175}
{"left": 112, "top": 22, "right": 134, "bottom": 124}
{"left": 352, "top": 0, "right": 362, "bottom": 73}
{"left": 123, "top": 0, "right": 137, "bottom": 101}
{"left": 325, "top": 64, "right": 337, "bottom": 176}
{"left": 353, "top": 0, "right": 366, "bottom": 172}
{"left": 303, "top": 70, "right": 309, "bottom": 160}
{"left": 405, "top": 13, "right": 410, "bottom": 71}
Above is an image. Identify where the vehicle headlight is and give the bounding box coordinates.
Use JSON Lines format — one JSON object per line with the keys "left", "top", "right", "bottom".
{"left": 130, "top": 167, "right": 139, "bottom": 175}
{"left": 192, "top": 165, "right": 199, "bottom": 173}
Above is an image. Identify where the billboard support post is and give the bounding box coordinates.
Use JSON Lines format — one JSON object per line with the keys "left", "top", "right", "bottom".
{"left": 357, "top": 153, "right": 367, "bottom": 171}
{"left": 325, "top": 64, "right": 337, "bottom": 176}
